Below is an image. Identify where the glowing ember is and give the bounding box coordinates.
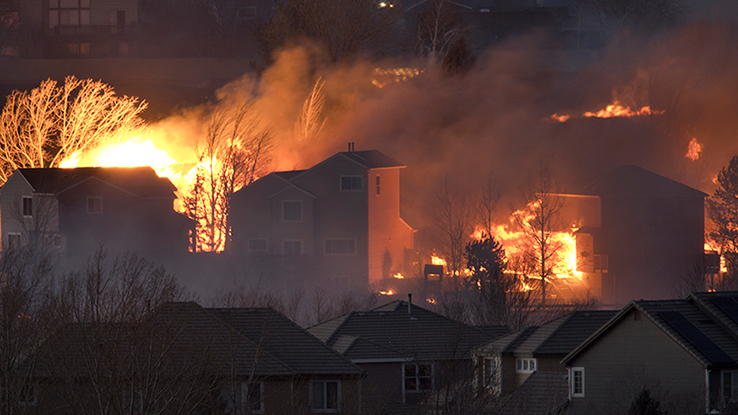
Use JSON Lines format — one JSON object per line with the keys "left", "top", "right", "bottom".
{"left": 379, "top": 290, "right": 394, "bottom": 296}
{"left": 393, "top": 273, "right": 405, "bottom": 279}
{"left": 431, "top": 255, "right": 446, "bottom": 266}
{"left": 685, "top": 137, "right": 702, "bottom": 161}
{"left": 426, "top": 297, "right": 436, "bottom": 305}
{"left": 372, "top": 67, "right": 423, "bottom": 88}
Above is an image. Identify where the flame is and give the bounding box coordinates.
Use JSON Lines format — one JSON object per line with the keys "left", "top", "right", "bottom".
{"left": 431, "top": 255, "right": 446, "bottom": 266}
{"left": 393, "top": 273, "right": 405, "bottom": 279}
{"left": 549, "top": 101, "right": 663, "bottom": 123}
{"left": 379, "top": 290, "right": 394, "bottom": 295}
{"left": 426, "top": 297, "right": 437, "bottom": 305}
{"left": 685, "top": 137, "right": 702, "bottom": 161}
{"left": 372, "top": 67, "right": 423, "bottom": 88}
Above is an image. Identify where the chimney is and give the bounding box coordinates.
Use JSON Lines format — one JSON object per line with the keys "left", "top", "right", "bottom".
{"left": 348, "top": 142, "right": 355, "bottom": 152}
{"left": 408, "top": 293, "right": 412, "bottom": 316}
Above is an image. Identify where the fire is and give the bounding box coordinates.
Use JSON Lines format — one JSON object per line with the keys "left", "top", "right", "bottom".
{"left": 431, "top": 255, "right": 446, "bottom": 266}
{"left": 372, "top": 68, "right": 423, "bottom": 88}
{"left": 685, "top": 137, "right": 702, "bottom": 161}
{"left": 549, "top": 101, "right": 663, "bottom": 123}
{"left": 393, "top": 273, "right": 405, "bottom": 279}
{"left": 379, "top": 290, "right": 394, "bottom": 296}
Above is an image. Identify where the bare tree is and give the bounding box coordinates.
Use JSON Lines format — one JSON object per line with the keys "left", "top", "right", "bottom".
{"left": 474, "top": 173, "right": 502, "bottom": 239}
{"left": 416, "top": 0, "right": 465, "bottom": 65}
{"left": 184, "top": 99, "right": 273, "bottom": 252}
{"left": 515, "top": 164, "right": 566, "bottom": 305}
{"left": 295, "top": 77, "right": 327, "bottom": 143}
{"left": 255, "top": 0, "right": 401, "bottom": 63}
{"left": 0, "top": 77, "right": 147, "bottom": 185}
{"left": 431, "top": 177, "right": 473, "bottom": 290}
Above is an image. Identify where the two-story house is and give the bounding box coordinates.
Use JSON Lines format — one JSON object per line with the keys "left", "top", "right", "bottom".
{"left": 230, "top": 147, "right": 415, "bottom": 292}
{"left": 0, "top": 166, "right": 190, "bottom": 261}
{"left": 563, "top": 292, "right": 738, "bottom": 414}
{"left": 308, "top": 296, "right": 509, "bottom": 415}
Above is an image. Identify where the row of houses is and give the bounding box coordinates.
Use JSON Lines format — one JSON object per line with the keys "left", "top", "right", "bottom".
{"left": 15, "top": 291, "right": 738, "bottom": 414}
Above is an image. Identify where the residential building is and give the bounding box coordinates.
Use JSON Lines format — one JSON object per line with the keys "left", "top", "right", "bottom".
{"left": 0, "top": 166, "right": 190, "bottom": 261}
{"left": 473, "top": 310, "right": 616, "bottom": 414}
{"left": 308, "top": 297, "right": 510, "bottom": 415}
{"left": 230, "top": 148, "right": 415, "bottom": 292}
{"left": 25, "top": 302, "right": 365, "bottom": 414}
{"left": 562, "top": 292, "right": 738, "bottom": 414}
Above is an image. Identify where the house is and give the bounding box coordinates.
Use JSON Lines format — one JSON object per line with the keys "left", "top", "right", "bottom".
{"left": 230, "top": 147, "right": 415, "bottom": 292}
{"left": 0, "top": 166, "right": 190, "bottom": 261}
{"left": 308, "top": 296, "right": 510, "bottom": 415}
{"left": 25, "top": 302, "right": 365, "bottom": 415}
{"left": 3, "top": 0, "right": 139, "bottom": 58}
{"left": 473, "top": 310, "right": 616, "bottom": 414}
{"left": 562, "top": 292, "right": 738, "bottom": 415}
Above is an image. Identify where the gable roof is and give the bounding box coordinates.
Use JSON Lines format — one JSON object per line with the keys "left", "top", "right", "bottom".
{"left": 475, "top": 310, "right": 617, "bottom": 357}
{"left": 15, "top": 167, "right": 176, "bottom": 198}
{"left": 308, "top": 300, "right": 509, "bottom": 361}
{"left": 563, "top": 294, "right": 738, "bottom": 368}
{"left": 581, "top": 165, "right": 707, "bottom": 199}
{"left": 339, "top": 151, "right": 405, "bottom": 169}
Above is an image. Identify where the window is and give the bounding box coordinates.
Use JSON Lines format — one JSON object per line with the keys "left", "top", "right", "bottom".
{"left": 482, "top": 357, "right": 501, "bottom": 395}
{"left": 724, "top": 371, "right": 738, "bottom": 402}
{"left": 593, "top": 254, "right": 609, "bottom": 273}
{"left": 324, "top": 239, "right": 356, "bottom": 255}
{"left": 248, "top": 238, "right": 268, "bottom": 253}
{"left": 515, "top": 358, "right": 537, "bottom": 373}
{"left": 283, "top": 201, "right": 302, "bottom": 221}
{"left": 311, "top": 380, "right": 340, "bottom": 412}
{"left": 571, "top": 367, "right": 585, "bottom": 398}
{"left": 221, "top": 382, "right": 264, "bottom": 414}
{"left": 45, "top": 233, "right": 62, "bottom": 248}
{"left": 403, "top": 363, "right": 433, "bottom": 393}
{"left": 375, "top": 175, "right": 380, "bottom": 195}
{"left": 7, "top": 233, "right": 20, "bottom": 249}
{"left": 87, "top": 197, "right": 102, "bottom": 214}
{"left": 283, "top": 240, "right": 302, "bottom": 267}
{"left": 340, "top": 176, "right": 362, "bottom": 191}
{"left": 22, "top": 196, "right": 32, "bottom": 217}
{"left": 49, "top": 0, "right": 90, "bottom": 28}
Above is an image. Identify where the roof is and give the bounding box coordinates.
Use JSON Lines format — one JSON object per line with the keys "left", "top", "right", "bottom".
{"left": 493, "top": 371, "right": 569, "bottom": 415}
{"left": 32, "top": 302, "right": 362, "bottom": 379}
{"left": 476, "top": 310, "right": 617, "bottom": 357}
{"left": 339, "top": 150, "right": 405, "bottom": 169}
{"left": 15, "top": 167, "right": 176, "bottom": 198}
{"left": 563, "top": 293, "right": 738, "bottom": 367}
{"left": 308, "top": 300, "right": 510, "bottom": 361}
{"left": 581, "top": 165, "right": 707, "bottom": 199}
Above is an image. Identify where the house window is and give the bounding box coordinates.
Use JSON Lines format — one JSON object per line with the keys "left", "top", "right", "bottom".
{"left": 18, "top": 384, "right": 36, "bottom": 406}
{"left": 7, "top": 233, "right": 21, "bottom": 249}
{"left": 249, "top": 238, "right": 268, "bottom": 253}
{"left": 324, "top": 239, "right": 356, "bottom": 255}
{"left": 571, "top": 367, "right": 585, "bottom": 398}
{"left": 311, "top": 380, "right": 340, "bottom": 412}
{"left": 515, "top": 358, "right": 537, "bottom": 373}
{"left": 49, "top": 0, "right": 90, "bottom": 28}
{"left": 283, "top": 201, "right": 302, "bottom": 221}
{"left": 221, "top": 382, "right": 264, "bottom": 414}
{"left": 375, "top": 175, "right": 380, "bottom": 195}
{"left": 283, "top": 240, "right": 302, "bottom": 267}
{"left": 482, "top": 357, "right": 501, "bottom": 395}
{"left": 340, "top": 176, "right": 362, "bottom": 191}
{"left": 22, "top": 196, "right": 32, "bottom": 217}
{"left": 45, "top": 233, "right": 62, "bottom": 248}
{"left": 87, "top": 197, "right": 103, "bottom": 214}
{"left": 723, "top": 371, "right": 738, "bottom": 402}
{"left": 403, "top": 363, "right": 433, "bottom": 392}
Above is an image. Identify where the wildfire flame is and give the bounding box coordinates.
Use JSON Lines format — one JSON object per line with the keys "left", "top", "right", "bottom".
{"left": 372, "top": 68, "right": 423, "bottom": 89}
{"left": 392, "top": 273, "right": 405, "bottom": 279}
{"left": 379, "top": 290, "right": 394, "bottom": 295}
{"left": 685, "top": 137, "right": 702, "bottom": 161}
{"left": 431, "top": 255, "right": 446, "bottom": 266}
{"left": 550, "top": 101, "right": 663, "bottom": 123}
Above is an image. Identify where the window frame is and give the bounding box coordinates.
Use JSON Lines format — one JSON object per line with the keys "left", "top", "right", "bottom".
{"left": 310, "top": 380, "right": 341, "bottom": 413}
{"left": 482, "top": 356, "right": 502, "bottom": 395}
{"left": 282, "top": 200, "right": 303, "bottom": 222}
{"left": 515, "top": 358, "right": 537, "bottom": 373}
{"left": 49, "top": 0, "right": 90, "bottom": 28}
{"left": 7, "top": 233, "right": 21, "bottom": 249}
{"left": 87, "top": 196, "right": 103, "bottom": 214}
{"left": 375, "top": 175, "right": 380, "bottom": 195}
{"left": 324, "top": 238, "right": 356, "bottom": 255}
{"left": 340, "top": 176, "right": 363, "bottom": 192}
{"left": 571, "top": 367, "right": 585, "bottom": 398}
{"left": 403, "top": 362, "right": 434, "bottom": 394}
{"left": 221, "top": 382, "right": 264, "bottom": 414}
{"left": 22, "top": 196, "right": 32, "bottom": 218}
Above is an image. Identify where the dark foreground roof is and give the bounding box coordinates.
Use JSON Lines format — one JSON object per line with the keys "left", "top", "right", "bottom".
{"left": 15, "top": 167, "right": 176, "bottom": 198}
{"left": 582, "top": 165, "right": 707, "bottom": 199}
{"left": 493, "top": 371, "right": 569, "bottom": 415}
{"left": 308, "top": 300, "right": 509, "bottom": 361}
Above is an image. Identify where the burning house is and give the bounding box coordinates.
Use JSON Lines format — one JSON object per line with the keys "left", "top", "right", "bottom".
{"left": 229, "top": 147, "right": 415, "bottom": 292}
{"left": 0, "top": 166, "right": 190, "bottom": 261}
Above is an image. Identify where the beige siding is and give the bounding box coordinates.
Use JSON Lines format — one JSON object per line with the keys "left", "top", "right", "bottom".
{"left": 567, "top": 309, "right": 706, "bottom": 415}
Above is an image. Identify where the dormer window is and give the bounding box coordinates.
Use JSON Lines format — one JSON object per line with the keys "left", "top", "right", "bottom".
{"left": 516, "top": 358, "right": 536, "bottom": 373}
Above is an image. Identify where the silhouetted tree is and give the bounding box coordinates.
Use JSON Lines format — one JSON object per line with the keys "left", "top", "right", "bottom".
{"left": 628, "top": 389, "right": 666, "bottom": 415}
{"left": 707, "top": 155, "right": 738, "bottom": 283}
{"left": 442, "top": 35, "right": 475, "bottom": 76}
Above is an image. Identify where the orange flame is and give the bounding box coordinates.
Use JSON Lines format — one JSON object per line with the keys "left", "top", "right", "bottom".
{"left": 393, "top": 273, "right": 405, "bottom": 279}
{"left": 372, "top": 67, "right": 423, "bottom": 88}
{"left": 685, "top": 137, "right": 702, "bottom": 161}
{"left": 549, "top": 101, "right": 663, "bottom": 123}
{"left": 379, "top": 290, "right": 394, "bottom": 295}
{"left": 431, "top": 255, "right": 446, "bottom": 266}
